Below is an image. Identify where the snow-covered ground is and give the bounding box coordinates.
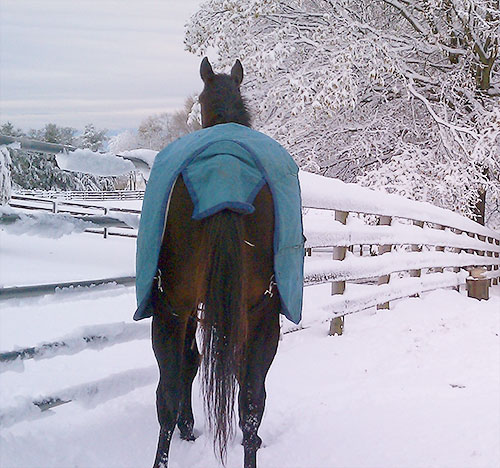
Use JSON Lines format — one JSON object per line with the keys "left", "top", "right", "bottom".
{"left": 1, "top": 224, "right": 499, "bottom": 467}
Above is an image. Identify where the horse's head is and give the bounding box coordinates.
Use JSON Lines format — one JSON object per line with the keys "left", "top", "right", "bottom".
{"left": 199, "top": 57, "right": 251, "bottom": 128}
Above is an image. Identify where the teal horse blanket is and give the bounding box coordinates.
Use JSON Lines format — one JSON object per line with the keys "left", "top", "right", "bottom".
{"left": 134, "top": 123, "right": 304, "bottom": 324}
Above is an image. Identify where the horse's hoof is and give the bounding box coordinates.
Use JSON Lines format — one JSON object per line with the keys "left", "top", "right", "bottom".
{"left": 153, "top": 451, "right": 169, "bottom": 468}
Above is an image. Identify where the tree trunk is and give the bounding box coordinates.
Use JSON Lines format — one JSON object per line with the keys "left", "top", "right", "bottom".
{"left": 472, "top": 188, "right": 486, "bottom": 225}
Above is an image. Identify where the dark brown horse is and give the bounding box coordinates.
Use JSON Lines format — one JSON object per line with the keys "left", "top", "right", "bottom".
{"left": 151, "top": 58, "right": 281, "bottom": 468}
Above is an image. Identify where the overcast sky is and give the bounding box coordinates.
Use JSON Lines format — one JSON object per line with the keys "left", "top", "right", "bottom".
{"left": 0, "top": 0, "right": 205, "bottom": 132}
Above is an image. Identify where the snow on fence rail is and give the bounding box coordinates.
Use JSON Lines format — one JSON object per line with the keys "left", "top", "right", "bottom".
{"left": 14, "top": 189, "right": 145, "bottom": 201}
{"left": 1, "top": 170, "right": 499, "bottom": 425}
{"left": 0, "top": 321, "right": 149, "bottom": 368}
{"left": 0, "top": 276, "right": 136, "bottom": 301}
{"left": 1, "top": 366, "right": 157, "bottom": 428}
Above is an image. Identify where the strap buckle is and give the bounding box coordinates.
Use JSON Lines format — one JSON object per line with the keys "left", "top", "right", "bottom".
{"left": 155, "top": 269, "right": 164, "bottom": 293}
{"left": 264, "top": 274, "right": 276, "bottom": 297}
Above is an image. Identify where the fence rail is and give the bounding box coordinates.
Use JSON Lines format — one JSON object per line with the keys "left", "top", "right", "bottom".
{"left": 14, "top": 190, "right": 144, "bottom": 201}
{"left": 10, "top": 194, "right": 142, "bottom": 214}
{"left": 0, "top": 276, "right": 136, "bottom": 301}
{"left": 0, "top": 320, "right": 148, "bottom": 365}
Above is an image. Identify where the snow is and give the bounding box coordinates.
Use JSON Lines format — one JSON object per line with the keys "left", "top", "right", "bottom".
{"left": 119, "top": 149, "right": 158, "bottom": 169}
{"left": 0, "top": 320, "right": 150, "bottom": 373}
{"left": 317, "top": 271, "right": 470, "bottom": 316}
{"left": 0, "top": 206, "right": 140, "bottom": 239}
{"left": 0, "top": 205, "right": 92, "bottom": 238}
{"left": 304, "top": 250, "right": 497, "bottom": 285}
{"left": 53, "top": 147, "right": 156, "bottom": 179}
{"left": 56, "top": 149, "right": 136, "bottom": 176}
{"left": 304, "top": 214, "right": 500, "bottom": 252}
{"left": 0, "top": 230, "right": 135, "bottom": 288}
{"left": 1, "top": 224, "right": 499, "bottom": 467}
{"left": 300, "top": 171, "right": 499, "bottom": 239}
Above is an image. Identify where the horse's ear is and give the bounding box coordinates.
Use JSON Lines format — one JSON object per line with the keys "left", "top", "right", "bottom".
{"left": 200, "top": 57, "right": 215, "bottom": 83}
{"left": 231, "top": 59, "right": 244, "bottom": 86}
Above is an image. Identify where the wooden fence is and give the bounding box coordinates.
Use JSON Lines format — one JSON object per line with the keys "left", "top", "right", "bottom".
{"left": 9, "top": 194, "right": 140, "bottom": 238}
{"left": 300, "top": 171, "right": 500, "bottom": 333}
{"left": 6, "top": 178, "right": 500, "bottom": 316}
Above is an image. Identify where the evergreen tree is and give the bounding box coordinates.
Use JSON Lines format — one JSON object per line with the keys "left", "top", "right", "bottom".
{"left": 29, "top": 123, "right": 77, "bottom": 146}
{"left": 79, "top": 123, "right": 108, "bottom": 152}
{"left": 10, "top": 151, "right": 84, "bottom": 191}
{"left": 1, "top": 122, "right": 25, "bottom": 138}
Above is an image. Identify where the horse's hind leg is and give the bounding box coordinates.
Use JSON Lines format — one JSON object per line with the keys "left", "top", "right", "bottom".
{"left": 239, "top": 299, "right": 281, "bottom": 468}
{"left": 151, "top": 311, "right": 186, "bottom": 468}
{"left": 177, "top": 316, "right": 200, "bottom": 441}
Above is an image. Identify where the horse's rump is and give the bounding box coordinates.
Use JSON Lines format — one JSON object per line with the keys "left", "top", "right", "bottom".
{"left": 156, "top": 172, "right": 275, "bottom": 316}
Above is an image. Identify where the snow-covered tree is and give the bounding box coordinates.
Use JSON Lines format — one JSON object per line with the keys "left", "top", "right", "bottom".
{"left": 1, "top": 122, "right": 24, "bottom": 138}
{"left": 108, "top": 130, "right": 141, "bottom": 154}
{"left": 78, "top": 123, "right": 108, "bottom": 152}
{"left": 10, "top": 148, "right": 85, "bottom": 191}
{"left": 170, "top": 95, "right": 202, "bottom": 137}
{"left": 6, "top": 122, "right": 115, "bottom": 191}
{"left": 29, "top": 123, "right": 77, "bottom": 146}
{"left": 0, "top": 146, "right": 12, "bottom": 205}
{"left": 185, "top": 0, "right": 499, "bottom": 223}
{"left": 112, "top": 97, "right": 202, "bottom": 153}
{"left": 137, "top": 113, "right": 174, "bottom": 150}
{"left": 136, "top": 99, "right": 201, "bottom": 151}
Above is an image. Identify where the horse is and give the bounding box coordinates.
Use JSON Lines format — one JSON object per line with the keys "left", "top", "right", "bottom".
{"left": 148, "top": 57, "right": 294, "bottom": 468}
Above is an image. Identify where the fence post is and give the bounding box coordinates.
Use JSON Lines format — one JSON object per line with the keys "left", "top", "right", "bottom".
{"left": 329, "top": 210, "right": 348, "bottom": 336}
{"left": 452, "top": 228, "right": 462, "bottom": 291}
{"left": 409, "top": 220, "right": 424, "bottom": 296}
{"left": 103, "top": 208, "right": 109, "bottom": 239}
{"left": 466, "top": 231, "right": 475, "bottom": 254}
{"left": 377, "top": 215, "right": 392, "bottom": 310}
{"left": 331, "top": 211, "right": 348, "bottom": 295}
{"left": 485, "top": 239, "right": 494, "bottom": 286}
{"left": 434, "top": 224, "right": 446, "bottom": 273}
{"left": 493, "top": 239, "right": 500, "bottom": 286}
{"left": 467, "top": 267, "right": 489, "bottom": 300}
{"left": 477, "top": 235, "right": 486, "bottom": 260}
{"left": 410, "top": 220, "right": 424, "bottom": 278}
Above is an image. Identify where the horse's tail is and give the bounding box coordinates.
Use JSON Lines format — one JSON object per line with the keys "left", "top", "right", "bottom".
{"left": 197, "top": 209, "right": 248, "bottom": 462}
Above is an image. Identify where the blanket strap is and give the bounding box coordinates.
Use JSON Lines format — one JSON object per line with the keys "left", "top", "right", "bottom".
{"left": 154, "top": 269, "right": 277, "bottom": 319}
{"left": 249, "top": 275, "right": 278, "bottom": 315}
